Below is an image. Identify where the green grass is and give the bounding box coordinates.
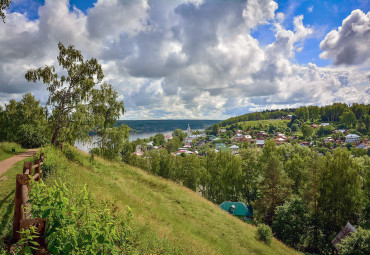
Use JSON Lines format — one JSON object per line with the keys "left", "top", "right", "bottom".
{"left": 0, "top": 156, "right": 34, "bottom": 252}
{"left": 0, "top": 142, "right": 26, "bottom": 161}
{"left": 50, "top": 145, "right": 300, "bottom": 255}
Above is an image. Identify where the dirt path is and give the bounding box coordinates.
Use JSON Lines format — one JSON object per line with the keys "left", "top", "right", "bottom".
{"left": 0, "top": 149, "right": 39, "bottom": 177}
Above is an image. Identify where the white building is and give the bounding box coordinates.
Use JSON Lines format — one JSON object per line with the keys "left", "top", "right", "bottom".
{"left": 187, "top": 123, "right": 191, "bottom": 137}
{"left": 345, "top": 134, "right": 360, "bottom": 143}
{"left": 229, "top": 145, "right": 239, "bottom": 155}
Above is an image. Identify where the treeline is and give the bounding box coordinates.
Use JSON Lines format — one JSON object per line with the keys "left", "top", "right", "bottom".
{"left": 220, "top": 103, "right": 370, "bottom": 128}
{"left": 123, "top": 141, "right": 369, "bottom": 254}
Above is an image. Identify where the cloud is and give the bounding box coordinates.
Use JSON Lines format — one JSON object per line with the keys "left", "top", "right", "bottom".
{"left": 320, "top": 9, "right": 370, "bottom": 65}
{"left": 0, "top": 0, "right": 368, "bottom": 120}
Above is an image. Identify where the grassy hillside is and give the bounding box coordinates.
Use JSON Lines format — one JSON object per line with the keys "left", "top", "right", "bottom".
{"left": 0, "top": 142, "right": 26, "bottom": 161}
{"left": 0, "top": 144, "right": 300, "bottom": 254}
{"left": 45, "top": 145, "right": 299, "bottom": 255}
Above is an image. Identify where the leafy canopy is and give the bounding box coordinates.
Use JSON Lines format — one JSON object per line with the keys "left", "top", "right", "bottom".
{"left": 25, "top": 42, "right": 124, "bottom": 145}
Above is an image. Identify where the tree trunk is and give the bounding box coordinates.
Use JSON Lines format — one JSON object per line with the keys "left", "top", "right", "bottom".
{"left": 51, "top": 125, "right": 60, "bottom": 145}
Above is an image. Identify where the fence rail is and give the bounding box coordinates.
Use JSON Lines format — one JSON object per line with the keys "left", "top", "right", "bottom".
{"left": 13, "top": 153, "right": 46, "bottom": 242}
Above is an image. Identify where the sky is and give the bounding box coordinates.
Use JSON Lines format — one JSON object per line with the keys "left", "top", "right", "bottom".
{"left": 0, "top": 0, "right": 369, "bottom": 120}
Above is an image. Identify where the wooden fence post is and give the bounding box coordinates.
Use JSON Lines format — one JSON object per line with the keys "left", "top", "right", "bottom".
{"left": 23, "top": 161, "right": 33, "bottom": 175}
{"left": 34, "top": 159, "right": 41, "bottom": 181}
{"left": 13, "top": 154, "right": 45, "bottom": 242}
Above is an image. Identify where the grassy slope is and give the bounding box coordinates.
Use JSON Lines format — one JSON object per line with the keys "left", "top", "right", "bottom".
{"left": 58, "top": 146, "right": 299, "bottom": 255}
{"left": 0, "top": 142, "right": 26, "bottom": 161}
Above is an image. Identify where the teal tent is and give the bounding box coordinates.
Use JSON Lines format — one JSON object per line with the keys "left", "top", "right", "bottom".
{"left": 220, "top": 202, "right": 253, "bottom": 220}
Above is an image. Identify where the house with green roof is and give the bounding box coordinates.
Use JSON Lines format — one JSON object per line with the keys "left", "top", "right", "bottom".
{"left": 215, "top": 143, "right": 226, "bottom": 149}
{"left": 220, "top": 202, "right": 253, "bottom": 221}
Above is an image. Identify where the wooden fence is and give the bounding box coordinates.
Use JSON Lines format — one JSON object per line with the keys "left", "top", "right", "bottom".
{"left": 13, "top": 153, "right": 46, "bottom": 242}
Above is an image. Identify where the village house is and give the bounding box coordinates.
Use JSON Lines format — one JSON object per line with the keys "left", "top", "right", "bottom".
{"left": 300, "top": 141, "right": 309, "bottom": 147}
{"left": 184, "top": 139, "right": 193, "bottom": 147}
{"left": 275, "top": 137, "right": 286, "bottom": 145}
{"left": 355, "top": 138, "right": 368, "bottom": 149}
{"left": 244, "top": 135, "right": 252, "bottom": 143}
{"left": 345, "top": 134, "right": 360, "bottom": 143}
{"left": 133, "top": 145, "right": 144, "bottom": 156}
{"left": 219, "top": 128, "right": 227, "bottom": 133}
{"left": 232, "top": 133, "right": 245, "bottom": 142}
{"left": 256, "top": 139, "right": 265, "bottom": 148}
{"left": 257, "top": 131, "right": 267, "bottom": 138}
{"left": 311, "top": 124, "right": 318, "bottom": 128}
{"left": 334, "top": 129, "right": 346, "bottom": 134}
{"left": 320, "top": 123, "right": 330, "bottom": 127}
{"left": 324, "top": 137, "right": 334, "bottom": 144}
{"left": 164, "top": 134, "right": 173, "bottom": 141}
{"left": 229, "top": 145, "right": 239, "bottom": 155}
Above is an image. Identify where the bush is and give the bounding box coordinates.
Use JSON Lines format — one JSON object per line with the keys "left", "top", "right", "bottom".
{"left": 272, "top": 198, "right": 308, "bottom": 249}
{"left": 256, "top": 224, "right": 273, "bottom": 244}
{"left": 337, "top": 227, "right": 370, "bottom": 254}
{"left": 28, "top": 180, "right": 134, "bottom": 254}
{"left": 16, "top": 124, "right": 49, "bottom": 148}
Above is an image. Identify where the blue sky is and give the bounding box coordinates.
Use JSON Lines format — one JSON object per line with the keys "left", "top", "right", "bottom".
{"left": 1, "top": 0, "right": 369, "bottom": 119}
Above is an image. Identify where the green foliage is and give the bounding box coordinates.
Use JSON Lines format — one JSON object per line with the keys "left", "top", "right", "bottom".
{"left": 318, "top": 149, "right": 364, "bottom": 239}
{"left": 254, "top": 140, "right": 292, "bottom": 225}
{"left": 316, "top": 124, "right": 334, "bottom": 137}
{"left": 210, "top": 124, "right": 219, "bottom": 136}
{"left": 0, "top": 0, "right": 11, "bottom": 22}
{"left": 0, "top": 93, "right": 49, "bottom": 148}
{"left": 165, "top": 136, "right": 182, "bottom": 153}
{"left": 272, "top": 197, "right": 308, "bottom": 249}
{"left": 256, "top": 224, "right": 273, "bottom": 244}
{"left": 337, "top": 227, "right": 370, "bottom": 255}
{"left": 15, "top": 226, "right": 40, "bottom": 255}
{"left": 172, "top": 129, "right": 187, "bottom": 141}
{"left": 16, "top": 124, "right": 50, "bottom": 148}
{"left": 0, "top": 142, "right": 25, "bottom": 161}
{"left": 25, "top": 42, "right": 124, "bottom": 145}
{"left": 340, "top": 111, "right": 357, "bottom": 128}
{"left": 95, "top": 124, "right": 130, "bottom": 160}
{"left": 295, "top": 106, "right": 309, "bottom": 121}
{"left": 153, "top": 133, "right": 165, "bottom": 146}
{"left": 28, "top": 180, "right": 134, "bottom": 254}
{"left": 300, "top": 123, "right": 313, "bottom": 139}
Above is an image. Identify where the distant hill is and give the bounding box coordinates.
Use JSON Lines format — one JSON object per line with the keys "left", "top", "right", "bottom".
{"left": 55, "top": 146, "right": 300, "bottom": 254}
{"left": 117, "top": 119, "right": 222, "bottom": 133}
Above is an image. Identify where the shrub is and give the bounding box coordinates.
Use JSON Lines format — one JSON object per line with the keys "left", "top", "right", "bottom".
{"left": 256, "top": 224, "right": 273, "bottom": 244}
{"left": 16, "top": 124, "right": 49, "bottom": 148}
{"left": 337, "top": 227, "right": 370, "bottom": 254}
{"left": 28, "top": 180, "right": 134, "bottom": 254}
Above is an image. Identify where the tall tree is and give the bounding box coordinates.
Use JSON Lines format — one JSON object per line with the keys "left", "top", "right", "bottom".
{"left": 340, "top": 111, "right": 357, "bottom": 128}
{"left": 254, "top": 140, "right": 292, "bottom": 225}
{"left": 0, "top": 93, "right": 49, "bottom": 147}
{"left": 318, "top": 149, "right": 363, "bottom": 240}
{"left": 300, "top": 123, "right": 313, "bottom": 139}
{"left": 25, "top": 42, "right": 124, "bottom": 145}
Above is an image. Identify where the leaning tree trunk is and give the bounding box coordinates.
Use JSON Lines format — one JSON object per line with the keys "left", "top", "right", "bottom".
{"left": 51, "top": 125, "right": 61, "bottom": 145}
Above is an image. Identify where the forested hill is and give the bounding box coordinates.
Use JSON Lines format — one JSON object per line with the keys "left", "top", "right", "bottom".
{"left": 117, "top": 119, "right": 221, "bottom": 133}
{"left": 218, "top": 103, "right": 370, "bottom": 128}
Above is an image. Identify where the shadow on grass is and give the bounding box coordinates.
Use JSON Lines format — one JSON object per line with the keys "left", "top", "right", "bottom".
{"left": 0, "top": 191, "right": 15, "bottom": 237}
